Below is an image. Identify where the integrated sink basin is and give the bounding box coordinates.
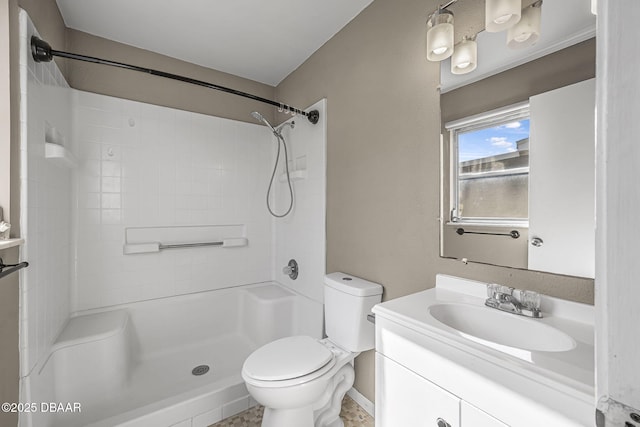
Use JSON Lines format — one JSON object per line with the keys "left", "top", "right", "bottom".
{"left": 428, "top": 303, "right": 576, "bottom": 352}
{"left": 373, "top": 274, "right": 595, "bottom": 426}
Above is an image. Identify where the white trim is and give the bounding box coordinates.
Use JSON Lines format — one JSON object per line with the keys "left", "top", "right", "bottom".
{"left": 446, "top": 220, "right": 528, "bottom": 228}
{"left": 596, "top": 0, "right": 640, "bottom": 414}
{"left": 346, "top": 387, "right": 374, "bottom": 417}
{"left": 445, "top": 101, "right": 529, "bottom": 131}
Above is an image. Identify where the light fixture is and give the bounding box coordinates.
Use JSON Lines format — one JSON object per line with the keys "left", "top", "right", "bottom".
{"left": 451, "top": 37, "right": 478, "bottom": 74}
{"left": 426, "top": 8, "right": 455, "bottom": 61}
{"left": 507, "top": 0, "right": 542, "bottom": 49}
{"left": 427, "top": 0, "right": 543, "bottom": 76}
{"left": 485, "top": 0, "right": 521, "bottom": 32}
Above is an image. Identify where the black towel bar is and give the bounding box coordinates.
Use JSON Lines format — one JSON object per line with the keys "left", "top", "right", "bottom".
{"left": 456, "top": 228, "right": 520, "bottom": 239}
{"left": 0, "top": 258, "right": 29, "bottom": 280}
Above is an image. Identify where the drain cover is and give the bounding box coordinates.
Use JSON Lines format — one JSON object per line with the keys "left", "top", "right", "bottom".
{"left": 192, "top": 365, "right": 210, "bottom": 376}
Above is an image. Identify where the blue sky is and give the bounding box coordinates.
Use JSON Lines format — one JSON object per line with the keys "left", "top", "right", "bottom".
{"left": 458, "top": 119, "right": 530, "bottom": 162}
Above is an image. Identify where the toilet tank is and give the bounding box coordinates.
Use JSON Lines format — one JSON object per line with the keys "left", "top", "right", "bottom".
{"left": 324, "top": 272, "right": 383, "bottom": 352}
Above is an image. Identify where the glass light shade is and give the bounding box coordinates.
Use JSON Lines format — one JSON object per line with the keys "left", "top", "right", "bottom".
{"left": 507, "top": 2, "right": 541, "bottom": 49}
{"left": 485, "top": 0, "right": 521, "bottom": 32}
{"left": 426, "top": 10, "right": 454, "bottom": 61}
{"left": 451, "top": 38, "right": 477, "bottom": 75}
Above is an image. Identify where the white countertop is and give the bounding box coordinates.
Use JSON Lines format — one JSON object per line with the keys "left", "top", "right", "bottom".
{"left": 373, "top": 274, "right": 594, "bottom": 400}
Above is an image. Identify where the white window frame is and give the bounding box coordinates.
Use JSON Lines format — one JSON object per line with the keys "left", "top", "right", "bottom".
{"left": 445, "top": 101, "right": 530, "bottom": 225}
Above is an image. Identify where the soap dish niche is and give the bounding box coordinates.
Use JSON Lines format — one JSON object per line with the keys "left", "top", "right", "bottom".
{"left": 279, "top": 156, "right": 307, "bottom": 182}
{"left": 279, "top": 169, "right": 307, "bottom": 182}
{"left": 44, "top": 122, "right": 77, "bottom": 169}
{"left": 45, "top": 122, "right": 65, "bottom": 145}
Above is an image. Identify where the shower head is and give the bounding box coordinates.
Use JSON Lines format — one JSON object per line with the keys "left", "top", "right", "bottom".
{"left": 250, "top": 110, "right": 266, "bottom": 123}
{"left": 251, "top": 111, "right": 277, "bottom": 134}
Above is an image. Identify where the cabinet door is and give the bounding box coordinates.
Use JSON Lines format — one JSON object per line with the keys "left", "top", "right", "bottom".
{"left": 528, "top": 78, "right": 595, "bottom": 278}
{"left": 376, "top": 353, "right": 460, "bottom": 427}
{"left": 461, "top": 401, "right": 508, "bottom": 427}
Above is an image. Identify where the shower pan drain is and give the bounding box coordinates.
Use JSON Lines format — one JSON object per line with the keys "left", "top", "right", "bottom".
{"left": 191, "top": 365, "right": 210, "bottom": 376}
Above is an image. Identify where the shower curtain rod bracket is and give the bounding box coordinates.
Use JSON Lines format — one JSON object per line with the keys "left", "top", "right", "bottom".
{"left": 307, "top": 110, "right": 319, "bottom": 124}
{"left": 30, "top": 36, "right": 320, "bottom": 125}
{"left": 31, "top": 35, "right": 53, "bottom": 63}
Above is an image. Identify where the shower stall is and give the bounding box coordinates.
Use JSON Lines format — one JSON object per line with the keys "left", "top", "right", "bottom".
{"left": 18, "top": 10, "right": 327, "bottom": 427}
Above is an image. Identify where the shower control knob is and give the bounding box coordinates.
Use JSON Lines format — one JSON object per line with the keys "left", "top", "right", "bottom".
{"left": 531, "top": 237, "right": 544, "bottom": 247}
{"left": 436, "top": 418, "right": 451, "bottom": 427}
{"left": 283, "top": 259, "right": 298, "bottom": 280}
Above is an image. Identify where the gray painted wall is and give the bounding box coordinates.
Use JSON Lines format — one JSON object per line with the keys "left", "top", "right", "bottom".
{"left": 441, "top": 38, "right": 595, "bottom": 123}
{"left": 66, "top": 29, "right": 277, "bottom": 125}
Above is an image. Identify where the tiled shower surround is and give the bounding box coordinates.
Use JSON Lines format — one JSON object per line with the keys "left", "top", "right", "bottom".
{"left": 72, "top": 92, "right": 275, "bottom": 310}
{"left": 71, "top": 93, "right": 326, "bottom": 312}
{"left": 19, "top": 11, "right": 73, "bottom": 378}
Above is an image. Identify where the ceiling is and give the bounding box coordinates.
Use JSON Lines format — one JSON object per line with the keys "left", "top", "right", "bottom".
{"left": 441, "top": 0, "right": 596, "bottom": 92}
{"left": 55, "top": 0, "right": 374, "bottom": 86}
{"left": 55, "top": 0, "right": 594, "bottom": 90}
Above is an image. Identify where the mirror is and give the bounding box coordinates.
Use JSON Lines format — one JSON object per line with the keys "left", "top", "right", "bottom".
{"left": 438, "top": 0, "right": 596, "bottom": 278}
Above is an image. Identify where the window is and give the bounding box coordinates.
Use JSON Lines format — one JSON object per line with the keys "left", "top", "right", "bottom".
{"left": 446, "top": 102, "right": 530, "bottom": 224}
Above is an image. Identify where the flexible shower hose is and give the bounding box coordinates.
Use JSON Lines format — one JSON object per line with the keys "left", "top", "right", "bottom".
{"left": 266, "top": 132, "right": 294, "bottom": 218}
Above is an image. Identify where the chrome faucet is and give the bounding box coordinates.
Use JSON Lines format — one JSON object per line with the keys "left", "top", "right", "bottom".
{"left": 485, "top": 284, "right": 542, "bottom": 318}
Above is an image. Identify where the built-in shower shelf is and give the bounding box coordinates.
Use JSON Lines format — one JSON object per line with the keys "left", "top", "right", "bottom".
{"left": 45, "top": 142, "right": 77, "bottom": 168}
{"left": 278, "top": 169, "right": 307, "bottom": 182}
{"left": 123, "top": 238, "right": 248, "bottom": 255}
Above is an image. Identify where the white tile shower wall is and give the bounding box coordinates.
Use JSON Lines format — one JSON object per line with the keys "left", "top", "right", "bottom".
{"left": 274, "top": 100, "right": 327, "bottom": 304}
{"left": 72, "top": 91, "right": 274, "bottom": 310}
{"left": 18, "top": 10, "right": 73, "bottom": 377}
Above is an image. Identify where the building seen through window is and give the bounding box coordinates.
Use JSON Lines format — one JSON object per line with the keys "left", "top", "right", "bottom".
{"left": 453, "top": 116, "right": 530, "bottom": 222}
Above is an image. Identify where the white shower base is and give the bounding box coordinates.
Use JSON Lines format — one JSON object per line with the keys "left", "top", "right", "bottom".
{"left": 24, "top": 282, "right": 322, "bottom": 427}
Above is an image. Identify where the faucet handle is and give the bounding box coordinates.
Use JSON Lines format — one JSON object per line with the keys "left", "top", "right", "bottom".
{"left": 487, "top": 284, "right": 494, "bottom": 298}
{"left": 520, "top": 290, "right": 541, "bottom": 309}
{"left": 487, "top": 283, "right": 499, "bottom": 298}
{"left": 486, "top": 283, "right": 513, "bottom": 298}
{"left": 498, "top": 285, "right": 514, "bottom": 295}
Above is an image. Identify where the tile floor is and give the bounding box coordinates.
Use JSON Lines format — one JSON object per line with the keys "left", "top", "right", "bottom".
{"left": 209, "top": 395, "right": 374, "bottom": 427}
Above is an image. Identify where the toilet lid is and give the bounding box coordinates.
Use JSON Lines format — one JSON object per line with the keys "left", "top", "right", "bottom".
{"left": 243, "top": 336, "right": 334, "bottom": 381}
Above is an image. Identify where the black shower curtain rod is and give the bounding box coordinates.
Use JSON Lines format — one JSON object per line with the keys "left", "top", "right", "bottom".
{"left": 30, "top": 36, "right": 320, "bottom": 125}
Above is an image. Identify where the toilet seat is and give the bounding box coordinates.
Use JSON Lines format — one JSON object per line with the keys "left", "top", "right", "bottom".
{"left": 242, "top": 336, "right": 338, "bottom": 388}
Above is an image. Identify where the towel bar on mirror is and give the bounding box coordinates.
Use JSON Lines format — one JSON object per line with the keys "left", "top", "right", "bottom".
{"left": 456, "top": 228, "right": 520, "bottom": 239}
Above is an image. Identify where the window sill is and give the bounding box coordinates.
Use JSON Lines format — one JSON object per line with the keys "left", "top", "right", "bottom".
{"left": 446, "top": 221, "right": 528, "bottom": 228}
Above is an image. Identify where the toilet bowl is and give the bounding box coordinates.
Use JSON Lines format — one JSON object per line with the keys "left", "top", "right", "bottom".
{"left": 242, "top": 273, "right": 383, "bottom": 427}
{"left": 243, "top": 336, "right": 355, "bottom": 427}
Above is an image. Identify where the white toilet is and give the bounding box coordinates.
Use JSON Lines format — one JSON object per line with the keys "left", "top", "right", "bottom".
{"left": 241, "top": 272, "right": 383, "bottom": 427}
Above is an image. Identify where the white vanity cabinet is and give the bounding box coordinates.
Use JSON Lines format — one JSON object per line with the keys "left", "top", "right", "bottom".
{"left": 461, "top": 402, "right": 508, "bottom": 427}
{"left": 376, "top": 353, "right": 507, "bottom": 427}
{"left": 373, "top": 274, "right": 594, "bottom": 427}
{"left": 376, "top": 353, "right": 460, "bottom": 427}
